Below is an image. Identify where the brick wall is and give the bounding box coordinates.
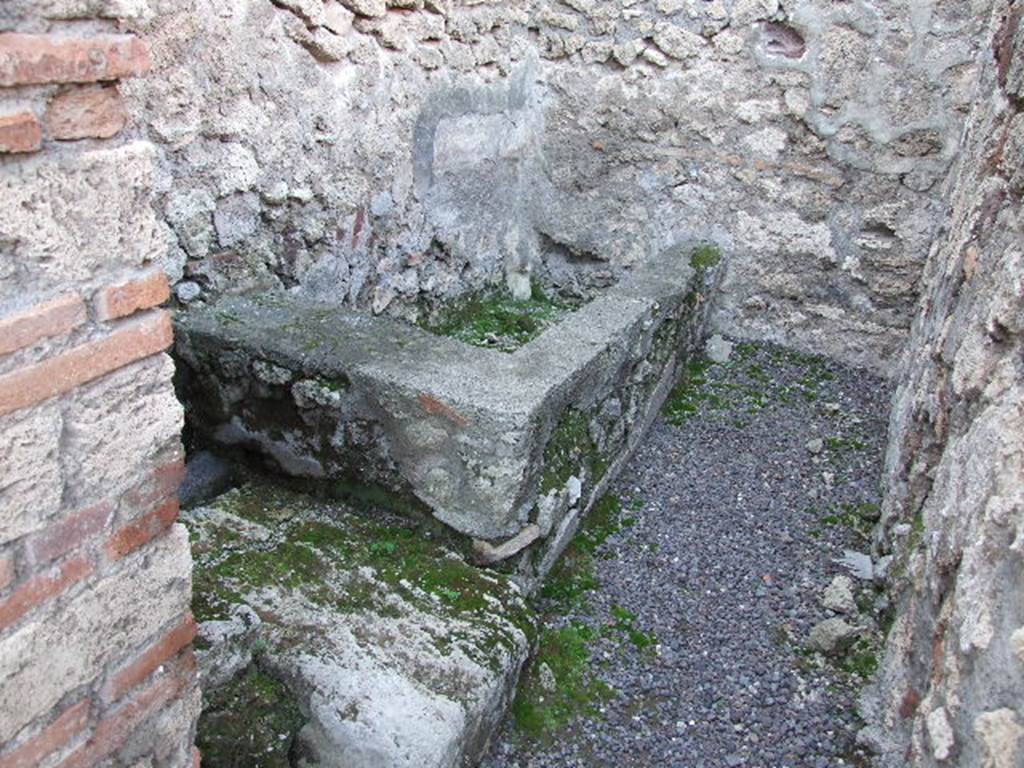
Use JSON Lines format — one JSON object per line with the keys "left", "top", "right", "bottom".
{"left": 0, "top": 6, "right": 199, "bottom": 768}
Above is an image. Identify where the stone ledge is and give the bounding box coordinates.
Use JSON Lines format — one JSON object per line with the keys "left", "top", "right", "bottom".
{"left": 176, "top": 247, "right": 719, "bottom": 578}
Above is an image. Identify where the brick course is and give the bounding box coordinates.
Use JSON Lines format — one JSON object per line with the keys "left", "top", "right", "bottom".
{"left": 0, "top": 555, "right": 93, "bottom": 632}
{"left": 0, "top": 34, "right": 150, "bottom": 87}
{"left": 106, "top": 498, "right": 180, "bottom": 560}
{"left": 0, "top": 310, "right": 173, "bottom": 418}
{"left": 23, "top": 502, "right": 113, "bottom": 566}
{"left": 0, "top": 700, "right": 90, "bottom": 768}
{"left": 102, "top": 614, "right": 198, "bottom": 702}
{"left": 55, "top": 650, "right": 196, "bottom": 768}
{"left": 0, "top": 295, "right": 86, "bottom": 357}
{"left": 95, "top": 269, "right": 171, "bottom": 321}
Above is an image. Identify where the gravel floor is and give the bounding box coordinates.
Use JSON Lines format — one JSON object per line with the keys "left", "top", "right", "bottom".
{"left": 482, "top": 341, "right": 893, "bottom": 768}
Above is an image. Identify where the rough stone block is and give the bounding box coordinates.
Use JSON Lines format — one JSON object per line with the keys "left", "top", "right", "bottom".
{"left": 0, "top": 404, "right": 63, "bottom": 545}
{"left": 0, "top": 525, "right": 191, "bottom": 743}
{"left": 186, "top": 484, "right": 533, "bottom": 768}
{"left": 0, "top": 142, "right": 164, "bottom": 295}
{"left": 61, "top": 353, "right": 182, "bottom": 506}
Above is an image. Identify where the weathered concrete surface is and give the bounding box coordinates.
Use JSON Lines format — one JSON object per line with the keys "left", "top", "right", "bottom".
{"left": 123, "top": 0, "right": 994, "bottom": 371}
{"left": 862, "top": 3, "right": 1024, "bottom": 765}
{"left": 176, "top": 248, "right": 716, "bottom": 580}
{"left": 185, "top": 483, "right": 535, "bottom": 768}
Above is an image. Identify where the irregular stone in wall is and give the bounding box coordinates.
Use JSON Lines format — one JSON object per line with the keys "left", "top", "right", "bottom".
{"left": 166, "top": 189, "right": 216, "bottom": 260}
{"left": 338, "top": 0, "right": 386, "bottom": 18}
{"left": 758, "top": 21, "right": 805, "bottom": 59}
{"left": 652, "top": 22, "right": 704, "bottom": 60}
{"left": 37, "top": 0, "right": 151, "bottom": 19}
{"left": 975, "top": 709, "right": 1024, "bottom": 768}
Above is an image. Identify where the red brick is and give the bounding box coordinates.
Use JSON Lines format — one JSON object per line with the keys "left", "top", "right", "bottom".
{"left": 0, "top": 310, "right": 173, "bottom": 418}
{"left": 102, "top": 614, "right": 197, "bottom": 702}
{"left": 95, "top": 270, "right": 170, "bottom": 321}
{"left": 56, "top": 650, "right": 196, "bottom": 768}
{"left": 0, "top": 552, "right": 14, "bottom": 592}
{"left": 0, "top": 111, "right": 42, "bottom": 154}
{"left": 45, "top": 86, "right": 127, "bottom": 141}
{"left": 0, "top": 34, "right": 150, "bottom": 87}
{"left": 105, "top": 498, "right": 179, "bottom": 561}
{"left": 0, "top": 700, "right": 90, "bottom": 768}
{"left": 0, "top": 294, "right": 86, "bottom": 357}
{"left": 122, "top": 453, "right": 186, "bottom": 512}
{"left": 0, "top": 555, "right": 93, "bottom": 631}
{"left": 24, "top": 502, "right": 114, "bottom": 566}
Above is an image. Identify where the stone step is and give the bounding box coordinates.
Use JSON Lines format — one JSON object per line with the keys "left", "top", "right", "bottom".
{"left": 186, "top": 482, "right": 536, "bottom": 768}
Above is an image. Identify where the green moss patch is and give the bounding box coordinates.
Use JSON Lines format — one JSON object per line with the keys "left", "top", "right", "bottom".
{"left": 512, "top": 492, "right": 657, "bottom": 741}
{"left": 196, "top": 665, "right": 306, "bottom": 768}
{"left": 186, "top": 483, "right": 535, "bottom": 659}
{"left": 818, "top": 502, "right": 880, "bottom": 541}
{"left": 541, "top": 409, "right": 607, "bottom": 494}
{"left": 421, "top": 288, "right": 579, "bottom": 353}
{"left": 690, "top": 244, "right": 722, "bottom": 270}
{"left": 512, "top": 622, "right": 614, "bottom": 739}
{"left": 663, "top": 342, "right": 843, "bottom": 426}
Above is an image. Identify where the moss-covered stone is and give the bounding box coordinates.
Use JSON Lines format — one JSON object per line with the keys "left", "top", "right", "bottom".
{"left": 187, "top": 482, "right": 536, "bottom": 659}
{"left": 690, "top": 244, "right": 722, "bottom": 270}
{"left": 541, "top": 408, "right": 607, "bottom": 494}
{"left": 421, "top": 287, "right": 579, "bottom": 352}
{"left": 196, "top": 665, "right": 306, "bottom": 768}
{"left": 511, "top": 622, "right": 614, "bottom": 739}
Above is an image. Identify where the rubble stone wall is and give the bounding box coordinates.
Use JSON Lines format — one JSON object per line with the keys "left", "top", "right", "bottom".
{"left": 0, "top": 4, "right": 200, "bottom": 767}
{"left": 862, "top": 1, "right": 1024, "bottom": 764}
{"left": 126, "top": 0, "right": 994, "bottom": 371}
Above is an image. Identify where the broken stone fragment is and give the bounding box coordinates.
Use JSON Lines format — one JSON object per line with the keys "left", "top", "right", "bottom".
{"left": 805, "top": 437, "right": 825, "bottom": 454}
{"left": 835, "top": 549, "right": 874, "bottom": 581}
{"left": 820, "top": 574, "right": 857, "bottom": 615}
{"left": 705, "top": 334, "right": 733, "bottom": 363}
{"left": 474, "top": 524, "right": 542, "bottom": 565}
{"left": 196, "top": 604, "right": 262, "bottom": 689}
{"left": 807, "top": 617, "right": 860, "bottom": 654}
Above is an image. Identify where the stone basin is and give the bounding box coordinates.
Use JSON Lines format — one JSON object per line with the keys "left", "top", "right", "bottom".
{"left": 175, "top": 246, "right": 719, "bottom": 584}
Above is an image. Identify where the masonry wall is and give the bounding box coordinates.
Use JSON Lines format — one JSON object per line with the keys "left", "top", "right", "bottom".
{"left": 862, "top": 0, "right": 1024, "bottom": 764}
{"left": 125, "top": 0, "right": 993, "bottom": 371}
{"left": 0, "top": 5, "right": 200, "bottom": 767}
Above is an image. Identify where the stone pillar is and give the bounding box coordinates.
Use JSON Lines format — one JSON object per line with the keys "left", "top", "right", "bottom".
{"left": 0, "top": 6, "right": 200, "bottom": 767}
